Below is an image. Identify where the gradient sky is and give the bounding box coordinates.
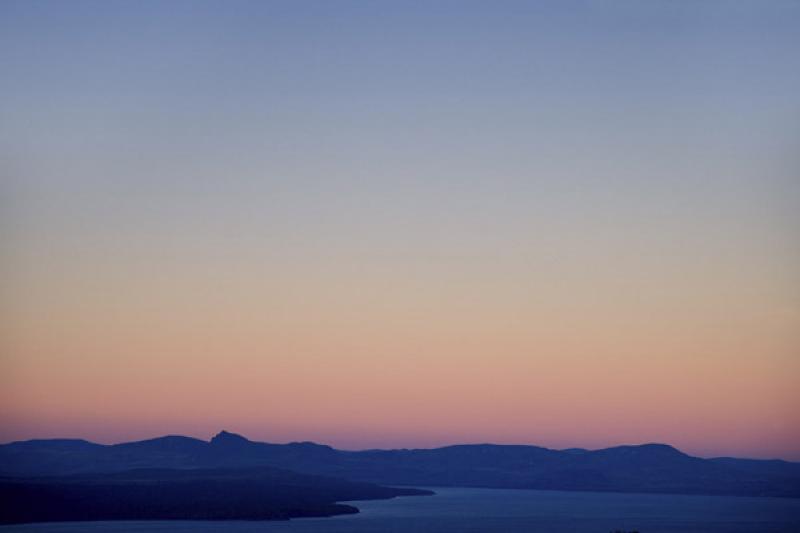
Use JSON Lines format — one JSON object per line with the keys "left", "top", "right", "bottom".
{"left": 1, "top": 1, "right": 799, "bottom": 460}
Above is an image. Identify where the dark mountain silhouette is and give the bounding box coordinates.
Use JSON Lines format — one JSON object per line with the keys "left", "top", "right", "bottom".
{"left": 0, "top": 465, "right": 431, "bottom": 525}
{"left": 562, "top": 447, "right": 589, "bottom": 454}
{"left": 1, "top": 431, "right": 798, "bottom": 498}
{"left": 710, "top": 457, "right": 800, "bottom": 478}
{"left": 115, "top": 435, "right": 207, "bottom": 452}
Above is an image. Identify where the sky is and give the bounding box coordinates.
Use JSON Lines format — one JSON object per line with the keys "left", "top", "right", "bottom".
{"left": 1, "top": 1, "right": 799, "bottom": 460}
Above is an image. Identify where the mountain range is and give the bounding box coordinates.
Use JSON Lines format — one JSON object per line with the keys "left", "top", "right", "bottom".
{"left": 2, "top": 430, "right": 799, "bottom": 498}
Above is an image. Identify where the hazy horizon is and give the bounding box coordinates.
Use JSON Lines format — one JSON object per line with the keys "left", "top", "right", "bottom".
{"left": 2, "top": 1, "right": 799, "bottom": 462}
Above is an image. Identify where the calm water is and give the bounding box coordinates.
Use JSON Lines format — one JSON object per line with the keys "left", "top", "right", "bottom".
{"left": 3, "top": 487, "right": 800, "bottom": 533}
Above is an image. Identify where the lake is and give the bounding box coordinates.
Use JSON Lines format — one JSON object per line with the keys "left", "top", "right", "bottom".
{"left": 2, "top": 487, "right": 799, "bottom": 532}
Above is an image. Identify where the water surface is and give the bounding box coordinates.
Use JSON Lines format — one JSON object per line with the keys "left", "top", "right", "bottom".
{"left": 3, "top": 487, "right": 799, "bottom": 532}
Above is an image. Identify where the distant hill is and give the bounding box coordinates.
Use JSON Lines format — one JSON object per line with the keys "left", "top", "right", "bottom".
{"left": 2, "top": 431, "right": 799, "bottom": 498}
{"left": 0, "top": 465, "right": 431, "bottom": 525}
